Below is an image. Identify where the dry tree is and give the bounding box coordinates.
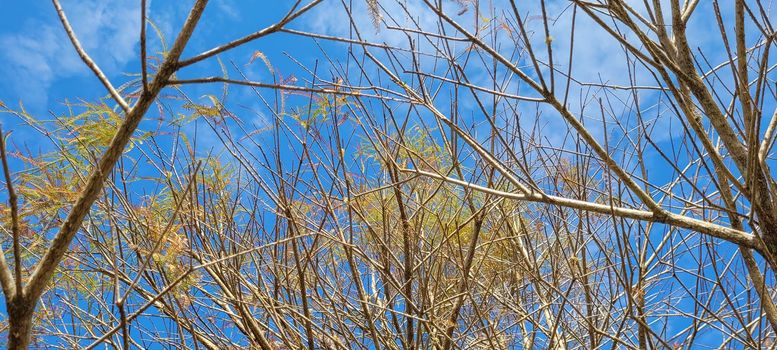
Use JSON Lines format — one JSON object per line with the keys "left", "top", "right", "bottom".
{"left": 0, "top": 0, "right": 775, "bottom": 349}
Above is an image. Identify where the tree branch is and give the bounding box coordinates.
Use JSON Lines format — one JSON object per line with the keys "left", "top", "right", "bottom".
{"left": 51, "top": 0, "right": 130, "bottom": 113}
{"left": 140, "top": 0, "right": 149, "bottom": 92}
{"left": 24, "top": 0, "right": 211, "bottom": 304}
{"left": 400, "top": 168, "right": 762, "bottom": 251}
{"left": 418, "top": 0, "right": 668, "bottom": 218}
{"left": 0, "top": 127, "right": 17, "bottom": 299}
{"left": 177, "top": 0, "right": 322, "bottom": 68}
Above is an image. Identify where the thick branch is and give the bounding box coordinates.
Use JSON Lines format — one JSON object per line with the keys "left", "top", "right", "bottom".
{"left": 741, "top": 248, "right": 777, "bottom": 335}
{"left": 419, "top": 0, "right": 667, "bottom": 218}
{"left": 401, "top": 168, "right": 762, "bottom": 251}
{"left": 168, "top": 77, "right": 404, "bottom": 101}
{"left": 0, "top": 128, "right": 17, "bottom": 299}
{"left": 25, "top": 0, "right": 210, "bottom": 304}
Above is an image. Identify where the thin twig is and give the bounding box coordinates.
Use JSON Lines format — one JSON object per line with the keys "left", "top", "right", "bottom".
{"left": 177, "top": 0, "right": 322, "bottom": 68}
{"left": 140, "top": 0, "right": 148, "bottom": 92}
{"left": 51, "top": 0, "right": 130, "bottom": 113}
{"left": 118, "top": 160, "right": 201, "bottom": 304}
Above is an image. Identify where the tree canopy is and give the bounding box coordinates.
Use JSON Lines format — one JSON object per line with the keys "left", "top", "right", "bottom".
{"left": 0, "top": 0, "right": 776, "bottom": 349}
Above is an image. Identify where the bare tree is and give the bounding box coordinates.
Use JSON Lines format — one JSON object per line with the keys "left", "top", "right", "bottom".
{"left": 1, "top": 0, "right": 776, "bottom": 349}
{"left": 0, "top": 0, "right": 322, "bottom": 348}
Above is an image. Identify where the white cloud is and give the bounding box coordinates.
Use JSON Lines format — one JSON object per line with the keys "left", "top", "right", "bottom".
{"left": 307, "top": 0, "right": 450, "bottom": 51}
{"left": 303, "top": 0, "right": 762, "bottom": 150}
{"left": 0, "top": 0, "right": 141, "bottom": 110}
{"left": 215, "top": 0, "right": 241, "bottom": 21}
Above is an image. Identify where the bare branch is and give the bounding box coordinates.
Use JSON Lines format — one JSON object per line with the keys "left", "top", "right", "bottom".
{"left": 140, "top": 0, "right": 148, "bottom": 92}
{"left": 0, "top": 127, "right": 17, "bottom": 299}
{"left": 401, "top": 168, "right": 761, "bottom": 250}
{"left": 177, "top": 0, "right": 322, "bottom": 68}
{"left": 51, "top": 0, "right": 130, "bottom": 113}
{"left": 25, "top": 0, "right": 211, "bottom": 306}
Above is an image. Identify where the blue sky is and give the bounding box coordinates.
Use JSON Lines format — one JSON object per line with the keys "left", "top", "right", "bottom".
{"left": 0, "top": 1, "right": 324, "bottom": 117}
{"left": 0, "top": 0, "right": 756, "bottom": 146}
{"left": 0, "top": 0, "right": 349, "bottom": 172}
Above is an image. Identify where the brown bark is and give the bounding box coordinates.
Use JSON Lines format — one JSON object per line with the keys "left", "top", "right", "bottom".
{"left": 7, "top": 296, "right": 34, "bottom": 350}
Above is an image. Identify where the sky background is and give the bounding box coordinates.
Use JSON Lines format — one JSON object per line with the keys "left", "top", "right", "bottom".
{"left": 0, "top": 0, "right": 758, "bottom": 149}
{"left": 0, "top": 0, "right": 754, "bottom": 124}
